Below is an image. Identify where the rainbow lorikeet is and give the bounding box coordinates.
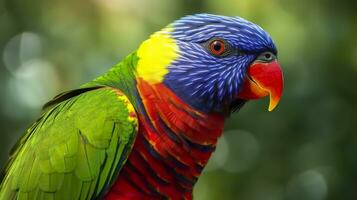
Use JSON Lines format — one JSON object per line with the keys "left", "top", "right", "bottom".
{"left": 0, "top": 14, "right": 283, "bottom": 200}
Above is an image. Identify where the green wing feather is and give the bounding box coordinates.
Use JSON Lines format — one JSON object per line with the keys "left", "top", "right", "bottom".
{"left": 0, "top": 87, "right": 138, "bottom": 200}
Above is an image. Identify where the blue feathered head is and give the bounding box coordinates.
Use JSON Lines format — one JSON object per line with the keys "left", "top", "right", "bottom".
{"left": 136, "top": 14, "right": 283, "bottom": 114}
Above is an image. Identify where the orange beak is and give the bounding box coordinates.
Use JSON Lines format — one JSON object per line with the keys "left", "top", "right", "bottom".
{"left": 237, "top": 60, "right": 284, "bottom": 111}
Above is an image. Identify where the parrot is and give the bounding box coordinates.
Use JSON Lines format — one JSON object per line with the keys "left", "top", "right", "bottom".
{"left": 0, "top": 14, "right": 283, "bottom": 200}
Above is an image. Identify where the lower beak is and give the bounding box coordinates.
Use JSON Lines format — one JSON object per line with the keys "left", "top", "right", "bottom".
{"left": 238, "top": 60, "right": 284, "bottom": 111}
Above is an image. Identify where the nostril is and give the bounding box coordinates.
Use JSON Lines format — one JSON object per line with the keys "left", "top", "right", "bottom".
{"left": 256, "top": 51, "right": 276, "bottom": 62}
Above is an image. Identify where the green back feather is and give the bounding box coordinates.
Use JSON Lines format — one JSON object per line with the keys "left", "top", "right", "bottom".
{"left": 83, "top": 52, "right": 140, "bottom": 110}
{"left": 0, "top": 53, "right": 140, "bottom": 200}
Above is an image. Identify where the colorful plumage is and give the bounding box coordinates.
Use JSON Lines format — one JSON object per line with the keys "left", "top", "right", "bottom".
{"left": 0, "top": 14, "right": 283, "bottom": 200}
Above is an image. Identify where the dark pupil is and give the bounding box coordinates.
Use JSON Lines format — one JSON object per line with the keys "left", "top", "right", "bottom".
{"left": 265, "top": 53, "right": 271, "bottom": 59}
{"left": 213, "top": 42, "right": 222, "bottom": 51}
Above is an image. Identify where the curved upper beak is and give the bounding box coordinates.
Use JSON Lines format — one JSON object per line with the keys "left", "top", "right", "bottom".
{"left": 237, "top": 60, "right": 284, "bottom": 111}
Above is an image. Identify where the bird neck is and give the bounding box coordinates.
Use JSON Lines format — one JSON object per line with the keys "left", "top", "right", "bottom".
{"left": 84, "top": 52, "right": 141, "bottom": 110}
{"left": 136, "top": 78, "right": 225, "bottom": 194}
{"left": 90, "top": 54, "right": 226, "bottom": 198}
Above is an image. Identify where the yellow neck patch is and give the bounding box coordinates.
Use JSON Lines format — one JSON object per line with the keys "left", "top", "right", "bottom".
{"left": 136, "top": 27, "right": 179, "bottom": 84}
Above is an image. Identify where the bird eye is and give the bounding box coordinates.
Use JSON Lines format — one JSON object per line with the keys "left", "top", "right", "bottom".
{"left": 257, "top": 52, "right": 276, "bottom": 62}
{"left": 209, "top": 39, "right": 226, "bottom": 56}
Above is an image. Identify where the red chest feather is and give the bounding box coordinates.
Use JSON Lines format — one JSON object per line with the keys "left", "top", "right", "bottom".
{"left": 105, "top": 79, "right": 225, "bottom": 200}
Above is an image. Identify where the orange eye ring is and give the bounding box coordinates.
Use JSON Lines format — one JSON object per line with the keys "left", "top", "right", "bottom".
{"left": 209, "top": 40, "right": 226, "bottom": 56}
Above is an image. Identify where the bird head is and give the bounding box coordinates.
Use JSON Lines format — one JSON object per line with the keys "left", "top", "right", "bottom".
{"left": 135, "top": 14, "right": 283, "bottom": 114}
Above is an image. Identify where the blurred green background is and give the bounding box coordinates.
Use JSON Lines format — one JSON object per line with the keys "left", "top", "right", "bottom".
{"left": 0, "top": 0, "right": 356, "bottom": 199}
